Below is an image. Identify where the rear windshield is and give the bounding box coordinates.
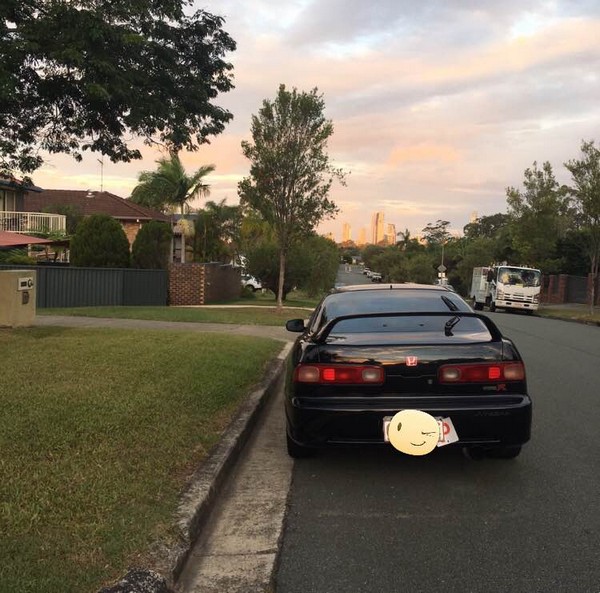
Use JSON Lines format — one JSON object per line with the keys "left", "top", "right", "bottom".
{"left": 317, "top": 289, "right": 470, "bottom": 328}
{"left": 330, "top": 315, "right": 491, "bottom": 343}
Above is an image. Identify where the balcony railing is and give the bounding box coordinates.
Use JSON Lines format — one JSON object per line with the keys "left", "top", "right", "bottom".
{"left": 0, "top": 211, "right": 67, "bottom": 235}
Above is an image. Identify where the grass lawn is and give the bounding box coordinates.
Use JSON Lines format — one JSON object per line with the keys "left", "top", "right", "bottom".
{"left": 0, "top": 326, "right": 282, "bottom": 593}
{"left": 536, "top": 306, "right": 600, "bottom": 324}
{"left": 224, "top": 288, "right": 322, "bottom": 309}
{"left": 38, "top": 305, "right": 315, "bottom": 326}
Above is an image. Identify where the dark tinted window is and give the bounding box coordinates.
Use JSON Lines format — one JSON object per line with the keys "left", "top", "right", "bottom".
{"left": 332, "top": 314, "right": 490, "bottom": 339}
{"left": 318, "top": 289, "right": 470, "bottom": 324}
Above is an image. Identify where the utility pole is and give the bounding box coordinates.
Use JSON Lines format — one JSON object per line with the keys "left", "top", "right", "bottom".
{"left": 97, "top": 158, "right": 104, "bottom": 192}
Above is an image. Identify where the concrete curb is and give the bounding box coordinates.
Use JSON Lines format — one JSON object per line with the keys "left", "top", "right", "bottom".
{"left": 99, "top": 342, "right": 293, "bottom": 593}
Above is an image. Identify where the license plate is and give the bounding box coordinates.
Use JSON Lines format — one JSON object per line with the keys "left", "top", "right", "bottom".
{"left": 383, "top": 415, "right": 459, "bottom": 447}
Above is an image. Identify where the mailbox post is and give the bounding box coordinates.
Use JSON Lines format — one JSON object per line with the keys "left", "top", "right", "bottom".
{"left": 0, "top": 269, "right": 37, "bottom": 327}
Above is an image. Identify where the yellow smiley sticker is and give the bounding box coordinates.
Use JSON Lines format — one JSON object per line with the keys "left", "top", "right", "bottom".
{"left": 387, "top": 409, "right": 440, "bottom": 456}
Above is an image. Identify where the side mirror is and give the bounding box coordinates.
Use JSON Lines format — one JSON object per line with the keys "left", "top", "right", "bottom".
{"left": 286, "top": 319, "right": 306, "bottom": 333}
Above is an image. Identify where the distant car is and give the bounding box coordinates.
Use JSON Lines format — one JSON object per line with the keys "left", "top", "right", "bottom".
{"left": 241, "top": 274, "right": 262, "bottom": 291}
{"left": 284, "top": 284, "right": 531, "bottom": 460}
{"left": 363, "top": 267, "right": 371, "bottom": 275}
{"left": 370, "top": 272, "right": 382, "bottom": 282}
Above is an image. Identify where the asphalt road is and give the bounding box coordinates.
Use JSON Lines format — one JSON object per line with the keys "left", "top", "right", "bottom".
{"left": 276, "top": 268, "right": 600, "bottom": 593}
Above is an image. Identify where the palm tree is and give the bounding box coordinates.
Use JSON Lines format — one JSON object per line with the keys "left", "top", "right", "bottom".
{"left": 131, "top": 151, "right": 215, "bottom": 215}
{"left": 397, "top": 228, "right": 412, "bottom": 250}
{"left": 131, "top": 151, "right": 215, "bottom": 262}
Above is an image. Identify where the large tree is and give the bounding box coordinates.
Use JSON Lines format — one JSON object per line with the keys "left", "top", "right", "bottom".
{"left": 1, "top": 1, "right": 235, "bottom": 173}
{"left": 238, "top": 85, "right": 342, "bottom": 309}
{"left": 564, "top": 140, "right": 600, "bottom": 312}
{"left": 506, "top": 161, "right": 571, "bottom": 271}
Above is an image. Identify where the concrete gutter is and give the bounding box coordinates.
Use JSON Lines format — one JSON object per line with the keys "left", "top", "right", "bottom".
{"left": 99, "top": 342, "right": 293, "bottom": 593}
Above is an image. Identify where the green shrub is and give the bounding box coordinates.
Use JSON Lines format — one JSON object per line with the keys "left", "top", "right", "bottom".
{"left": 0, "top": 249, "right": 36, "bottom": 265}
{"left": 131, "top": 221, "right": 173, "bottom": 269}
{"left": 70, "top": 214, "right": 130, "bottom": 268}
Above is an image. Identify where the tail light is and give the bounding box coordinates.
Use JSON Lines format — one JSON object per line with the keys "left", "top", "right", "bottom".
{"left": 294, "top": 364, "right": 385, "bottom": 384}
{"left": 438, "top": 362, "right": 525, "bottom": 384}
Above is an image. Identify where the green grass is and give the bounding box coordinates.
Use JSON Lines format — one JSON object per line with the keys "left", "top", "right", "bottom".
{"left": 0, "top": 327, "right": 282, "bottom": 593}
{"left": 230, "top": 288, "right": 322, "bottom": 309}
{"left": 536, "top": 306, "right": 600, "bottom": 324}
{"left": 38, "top": 305, "right": 313, "bottom": 326}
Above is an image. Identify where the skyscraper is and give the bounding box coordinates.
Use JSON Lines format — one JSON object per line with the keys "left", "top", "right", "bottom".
{"left": 386, "top": 223, "right": 397, "bottom": 245}
{"left": 371, "top": 211, "right": 385, "bottom": 244}
{"left": 342, "top": 222, "right": 351, "bottom": 243}
{"left": 358, "top": 227, "right": 366, "bottom": 246}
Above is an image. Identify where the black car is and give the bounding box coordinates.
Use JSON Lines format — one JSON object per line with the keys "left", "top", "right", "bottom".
{"left": 285, "top": 284, "right": 531, "bottom": 459}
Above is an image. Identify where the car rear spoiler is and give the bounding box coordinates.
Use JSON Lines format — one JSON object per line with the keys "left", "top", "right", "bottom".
{"left": 313, "top": 311, "right": 504, "bottom": 343}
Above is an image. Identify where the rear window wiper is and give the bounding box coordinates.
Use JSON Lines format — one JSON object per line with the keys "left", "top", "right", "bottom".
{"left": 441, "top": 295, "right": 459, "bottom": 311}
{"left": 444, "top": 316, "right": 461, "bottom": 336}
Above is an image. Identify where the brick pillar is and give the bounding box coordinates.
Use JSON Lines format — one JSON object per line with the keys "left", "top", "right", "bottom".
{"left": 557, "top": 274, "right": 568, "bottom": 304}
{"left": 168, "top": 263, "right": 205, "bottom": 305}
{"left": 547, "top": 275, "right": 557, "bottom": 304}
{"left": 589, "top": 273, "right": 600, "bottom": 306}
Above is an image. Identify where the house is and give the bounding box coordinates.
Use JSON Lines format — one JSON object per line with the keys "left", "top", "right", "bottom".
{"left": 23, "top": 189, "right": 172, "bottom": 246}
{"left": 0, "top": 174, "right": 66, "bottom": 236}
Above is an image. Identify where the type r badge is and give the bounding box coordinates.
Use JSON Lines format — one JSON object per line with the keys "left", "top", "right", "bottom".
{"left": 406, "top": 356, "right": 418, "bottom": 366}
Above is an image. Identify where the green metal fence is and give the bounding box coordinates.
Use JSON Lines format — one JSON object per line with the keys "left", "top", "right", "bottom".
{"left": 0, "top": 265, "right": 168, "bottom": 308}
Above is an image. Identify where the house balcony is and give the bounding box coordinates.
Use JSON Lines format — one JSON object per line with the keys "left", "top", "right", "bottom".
{"left": 0, "top": 211, "right": 67, "bottom": 236}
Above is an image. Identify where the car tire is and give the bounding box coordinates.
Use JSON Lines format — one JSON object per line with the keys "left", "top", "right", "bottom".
{"left": 486, "top": 445, "right": 522, "bottom": 459}
{"left": 463, "top": 446, "right": 487, "bottom": 461}
{"left": 286, "top": 432, "right": 315, "bottom": 459}
{"left": 473, "top": 300, "right": 484, "bottom": 310}
{"left": 489, "top": 301, "right": 496, "bottom": 312}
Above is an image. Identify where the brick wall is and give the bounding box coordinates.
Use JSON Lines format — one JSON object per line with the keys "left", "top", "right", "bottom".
{"left": 121, "top": 221, "right": 143, "bottom": 247}
{"left": 541, "top": 273, "right": 600, "bottom": 305}
{"left": 541, "top": 274, "right": 568, "bottom": 304}
{"left": 168, "top": 263, "right": 241, "bottom": 305}
{"left": 168, "top": 263, "right": 205, "bottom": 305}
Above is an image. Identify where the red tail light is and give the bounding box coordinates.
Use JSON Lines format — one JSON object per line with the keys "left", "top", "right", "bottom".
{"left": 438, "top": 362, "right": 525, "bottom": 384}
{"left": 294, "top": 364, "right": 385, "bottom": 384}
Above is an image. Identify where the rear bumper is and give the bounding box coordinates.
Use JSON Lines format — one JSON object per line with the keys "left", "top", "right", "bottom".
{"left": 286, "top": 394, "right": 532, "bottom": 448}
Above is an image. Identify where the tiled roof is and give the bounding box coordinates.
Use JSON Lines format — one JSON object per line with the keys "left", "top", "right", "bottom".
{"left": 0, "top": 230, "right": 54, "bottom": 247}
{"left": 0, "top": 174, "right": 43, "bottom": 192}
{"left": 23, "top": 190, "right": 171, "bottom": 222}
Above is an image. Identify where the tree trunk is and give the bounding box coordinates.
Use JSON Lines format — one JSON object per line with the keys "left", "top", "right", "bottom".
{"left": 180, "top": 204, "right": 186, "bottom": 264}
{"left": 590, "top": 253, "right": 598, "bottom": 315}
{"left": 277, "top": 249, "right": 286, "bottom": 312}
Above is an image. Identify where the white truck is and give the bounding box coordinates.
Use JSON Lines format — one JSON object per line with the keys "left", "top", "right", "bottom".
{"left": 470, "top": 265, "right": 541, "bottom": 313}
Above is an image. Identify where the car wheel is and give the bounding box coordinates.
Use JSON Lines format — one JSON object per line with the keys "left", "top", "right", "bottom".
{"left": 473, "top": 300, "right": 483, "bottom": 310}
{"left": 286, "top": 432, "right": 316, "bottom": 459}
{"left": 463, "top": 446, "right": 487, "bottom": 460}
{"left": 486, "top": 445, "right": 522, "bottom": 459}
{"left": 489, "top": 301, "right": 496, "bottom": 312}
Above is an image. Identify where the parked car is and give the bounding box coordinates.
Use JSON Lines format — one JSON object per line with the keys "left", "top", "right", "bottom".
{"left": 241, "top": 274, "right": 262, "bottom": 291}
{"left": 284, "top": 284, "right": 531, "bottom": 459}
{"left": 362, "top": 267, "right": 371, "bottom": 276}
{"left": 370, "top": 272, "right": 382, "bottom": 282}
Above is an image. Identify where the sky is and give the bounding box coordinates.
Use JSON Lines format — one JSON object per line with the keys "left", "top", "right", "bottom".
{"left": 32, "top": 0, "right": 600, "bottom": 242}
